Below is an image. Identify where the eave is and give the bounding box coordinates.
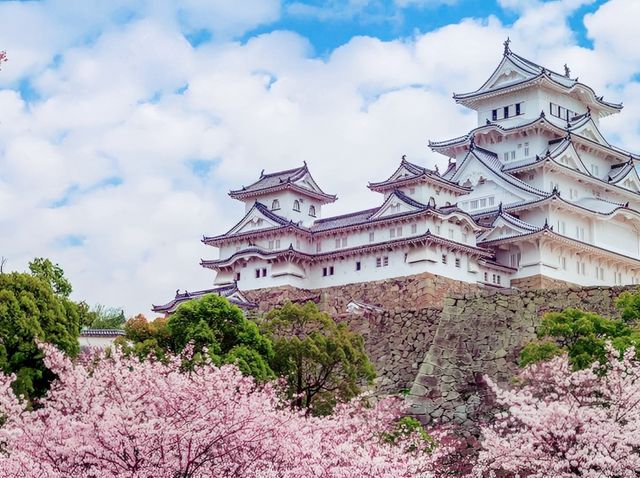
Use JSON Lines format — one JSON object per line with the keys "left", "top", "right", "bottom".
{"left": 453, "top": 74, "right": 621, "bottom": 117}
{"left": 203, "top": 224, "right": 311, "bottom": 247}
{"left": 203, "top": 231, "right": 494, "bottom": 271}
{"left": 479, "top": 229, "right": 640, "bottom": 270}
{"left": 367, "top": 173, "right": 471, "bottom": 195}
{"left": 229, "top": 183, "right": 337, "bottom": 204}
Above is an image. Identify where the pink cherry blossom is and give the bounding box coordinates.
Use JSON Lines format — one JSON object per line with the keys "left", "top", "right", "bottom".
{"left": 474, "top": 346, "right": 640, "bottom": 478}
{"left": 0, "top": 344, "right": 446, "bottom": 477}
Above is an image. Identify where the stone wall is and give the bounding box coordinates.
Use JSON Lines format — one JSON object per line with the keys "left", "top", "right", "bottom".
{"left": 511, "top": 274, "right": 575, "bottom": 289}
{"left": 336, "top": 308, "right": 441, "bottom": 393}
{"left": 244, "top": 271, "right": 480, "bottom": 315}
{"left": 407, "top": 285, "right": 640, "bottom": 427}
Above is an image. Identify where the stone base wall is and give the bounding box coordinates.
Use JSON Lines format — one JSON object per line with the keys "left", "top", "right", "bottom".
{"left": 511, "top": 274, "right": 576, "bottom": 289}
{"left": 336, "top": 308, "right": 441, "bottom": 393}
{"left": 407, "top": 285, "right": 640, "bottom": 427}
{"left": 244, "top": 271, "right": 481, "bottom": 315}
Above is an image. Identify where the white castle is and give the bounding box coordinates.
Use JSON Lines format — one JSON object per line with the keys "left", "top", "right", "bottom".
{"left": 153, "top": 42, "right": 640, "bottom": 313}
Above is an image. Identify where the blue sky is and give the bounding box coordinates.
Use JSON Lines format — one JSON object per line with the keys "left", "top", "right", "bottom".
{"left": 0, "top": 0, "right": 637, "bottom": 314}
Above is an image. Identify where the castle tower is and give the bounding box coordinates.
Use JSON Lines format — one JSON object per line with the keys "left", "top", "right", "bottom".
{"left": 430, "top": 40, "right": 640, "bottom": 287}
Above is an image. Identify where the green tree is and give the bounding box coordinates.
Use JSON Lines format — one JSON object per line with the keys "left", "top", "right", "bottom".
{"left": 0, "top": 272, "right": 80, "bottom": 399}
{"left": 84, "top": 304, "right": 126, "bottom": 329}
{"left": 615, "top": 290, "right": 640, "bottom": 323}
{"left": 263, "top": 301, "right": 375, "bottom": 415}
{"left": 520, "top": 307, "right": 640, "bottom": 370}
{"left": 28, "top": 258, "right": 73, "bottom": 298}
{"left": 122, "top": 295, "right": 274, "bottom": 380}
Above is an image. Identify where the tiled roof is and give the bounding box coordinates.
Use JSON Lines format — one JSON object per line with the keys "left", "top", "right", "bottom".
{"left": 203, "top": 202, "right": 310, "bottom": 245}
{"left": 152, "top": 283, "right": 257, "bottom": 314}
{"left": 453, "top": 48, "right": 622, "bottom": 112}
{"left": 451, "top": 146, "right": 547, "bottom": 197}
{"left": 368, "top": 157, "right": 469, "bottom": 193}
{"left": 229, "top": 164, "right": 336, "bottom": 202}
{"left": 80, "top": 328, "right": 125, "bottom": 337}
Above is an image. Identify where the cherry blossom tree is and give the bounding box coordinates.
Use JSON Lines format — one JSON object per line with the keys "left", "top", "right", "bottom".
{"left": 474, "top": 347, "right": 640, "bottom": 477}
{"left": 0, "top": 344, "right": 447, "bottom": 477}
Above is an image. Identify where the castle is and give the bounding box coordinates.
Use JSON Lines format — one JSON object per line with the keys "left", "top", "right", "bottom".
{"left": 153, "top": 42, "right": 640, "bottom": 314}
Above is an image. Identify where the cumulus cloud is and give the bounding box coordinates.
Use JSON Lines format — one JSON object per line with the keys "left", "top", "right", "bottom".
{"left": 0, "top": 0, "right": 638, "bottom": 315}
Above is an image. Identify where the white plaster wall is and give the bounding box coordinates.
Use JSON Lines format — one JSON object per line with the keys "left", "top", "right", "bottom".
{"left": 242, "top": 191, "right": 323, "bottom": 226}
{"left": 79, "top": 336, "right": 119, "bottom": 349}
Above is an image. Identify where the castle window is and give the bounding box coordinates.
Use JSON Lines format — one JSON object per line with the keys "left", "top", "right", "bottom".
{"left": 470, "top": 200, "right": 479, "bottom": 209}
{"left": 369, "top": 232, "right": 375, "bottom": 242}
{"left": 271, "top": 199, "right": 280, "bottom": 211}
{"left": 309, "top": 205, "right": 316, "bottom": 217}
{"left": 262, "top": 268, "right": 267, "bottom": 277}
{"left": 441, "top": 254, "right": 448, "bottom": 265}
{"left": 268, "top": 240, "right": 274, "bottom": 250}
{"left": 492, "top": 109, "right": 498, "bottom": 121}
{"left": 355, "top": 261, "right": 361, "bottom": 271}
{"left": 455, "top": 258, "right": 461, "bottom": 268}
{"left": 510, "top": 253, "right": 521, "bottom": 267}
{"left": 375, "top": 256, "right": 389, "bottom": 268}
{"left": 515, "top": 103, "right": 521, "bottom": 116}
{"left": 342, "top": 238, "right": 347, "bottom": 247}
{"left": 591, "top": 164, "right": 599, "bottom": 176}
{"left": 276, "top": 239, "right": 281, "bottom": 248}
{"left": 411, "top": 224, "right": 417, "bottom": 234}
{"left": 235, "top": 272, "right": 241, "bottom": 281}
{"left": 255, "top": 269, "right": 260, "bottom": 278}
{"left": 322, "top": 266, "right": 335, "bottom": 277}
{"left": 503, "top": 106, "right": 509, "bottom": 119}
{"left": 484, "top": 272, "right": 488, "bottom": 282}
{"left": 316, "top": 242, "right": 322, "bottom": 252}
{"left": 524, "top": 142, "right": 529, "bottom": 156}
{"left": 293, "top": 200, "right": 300, "bottom": 212}
{"left": 448, "top": 228, "right": 454, "bottom": 239}
{"left": 409, "top": 187, "right": 416, "bottom": 195}
{"left": 390, "top": 228, "right": 395, "bottom": 238}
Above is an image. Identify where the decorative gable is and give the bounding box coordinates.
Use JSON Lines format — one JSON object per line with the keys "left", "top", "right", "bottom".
{"left": 488, "top": 68, "right": 528, "bottom": 89}
{"left": 477, "top": 214, "right": 539, "bottom": 242}
{"left": 571, "top": 119, "right": 610, "bottom": 147}
{"left": 368, "top": 192, "right": 422, "bottom": 220}
{"left": 227, "top": 204, "right": 288, "bottom": 236}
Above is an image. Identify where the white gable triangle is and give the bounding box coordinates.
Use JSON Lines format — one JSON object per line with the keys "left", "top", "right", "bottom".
{"left": 478, "top": 216, "right": 537, "bottom": 242}
{"left": 228, "top": 205, "right": 284, "bottom": 236}
{"left": 369, "top": 193, "right": 422, "bottom": 220}
{"left": 572, "top": 119, "right": 610, "bottom": 147}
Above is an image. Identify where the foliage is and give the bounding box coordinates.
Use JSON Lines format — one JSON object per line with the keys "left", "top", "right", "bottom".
{"left": 0, "top": 51, "right": 6, "bottom": 70}
{"left": 28, "top": 258, "right": 73, "bottom": 298}
{"left": 475, "top": 346, "right": 640, "bottom": 477}
{"left": 82, "top": 304, "right": 126, "bottom": 329}
{"left": 263, "top": 301, "right": 375, "bottom": 415}
{"left": 519, "top": 307, "right": 640, "bottom": 370}
{"left": 122, "top": 295, "right": 274, "bottom": 380}
{"left": 0, "top": 344, "right": 448, "bottom": 477}
{"left": 615, "top": 290, "right": 640, "bottom": 323}
{"left": 0, "top": 273, "right": 80, "bottom": 399}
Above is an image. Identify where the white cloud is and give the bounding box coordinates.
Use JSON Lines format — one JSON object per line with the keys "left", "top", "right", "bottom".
{"left": 0, "top": 0, "right": 638, "bottom": 315}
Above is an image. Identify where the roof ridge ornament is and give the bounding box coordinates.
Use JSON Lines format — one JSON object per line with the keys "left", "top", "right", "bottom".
{"left": 498, "top": 202, "right": 503, "bottom": 213}
{"left": 469, "top": 134, "right": 475, "bottom": 149}
{"left": 503, "top": 37, "right": 511, "bottom": 56}
{"left": 260, "top": 169, "right": 265, "bottom": 178}
{"left": 564, "top": 63, "right": 571, "bottom": 78}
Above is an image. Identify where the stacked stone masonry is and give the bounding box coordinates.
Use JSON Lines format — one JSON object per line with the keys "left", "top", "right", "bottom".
{"left": 407, "top": 284, "right": 640, "bottom": 427}
{"left": 245, "top": 272, "right": 638, "bottom": 428}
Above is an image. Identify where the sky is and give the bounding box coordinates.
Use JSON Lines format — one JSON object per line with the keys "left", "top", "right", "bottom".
{"left": 1, "top": 0, "right": 639, "bottom": 316}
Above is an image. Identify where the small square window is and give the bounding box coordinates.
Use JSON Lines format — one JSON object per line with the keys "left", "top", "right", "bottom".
{"left": 341, "top": 238, "right": 347, "bottom": 247}
{"left": 390, "top": 229, "right": 396, "bottom": 238}
{"left": 255, "top": 269, "right": 261, "bottom": 279}
{"left": 316, "top": 242, "right": 322, "bottom": 252}
{"left": 335, "top": 238, "right": 341, "bottom": 248}
{"left": 383, "top": 256, "right": 389, "bottom": 267}
{"left": 369, "top": 232, "right": 375, "bottom": 242}
{"left": 261, "top": 268, "right": 267, "bottom": 277}
{"left": 455, "top": 258, "right": 461, "bottom": 268}
{"left": 411, "top": 224, "right": 417, "bottom": 234}
{"left": 492, "top": 109, "right": 497, "bottom": 121}
{"left": 329, "top": 266, "right": 334, "bottom": 275}
{"left": 376, "top": 257, "right": 382, "bottom": 268}
{"left": 503, "top": 106, "right": 509, "bottom": 118}
{"left": 355, "top": 261, "right": 361, "bottom": 271}
{"left": 441, "top": 254, "right": 448, "bottom": 264}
